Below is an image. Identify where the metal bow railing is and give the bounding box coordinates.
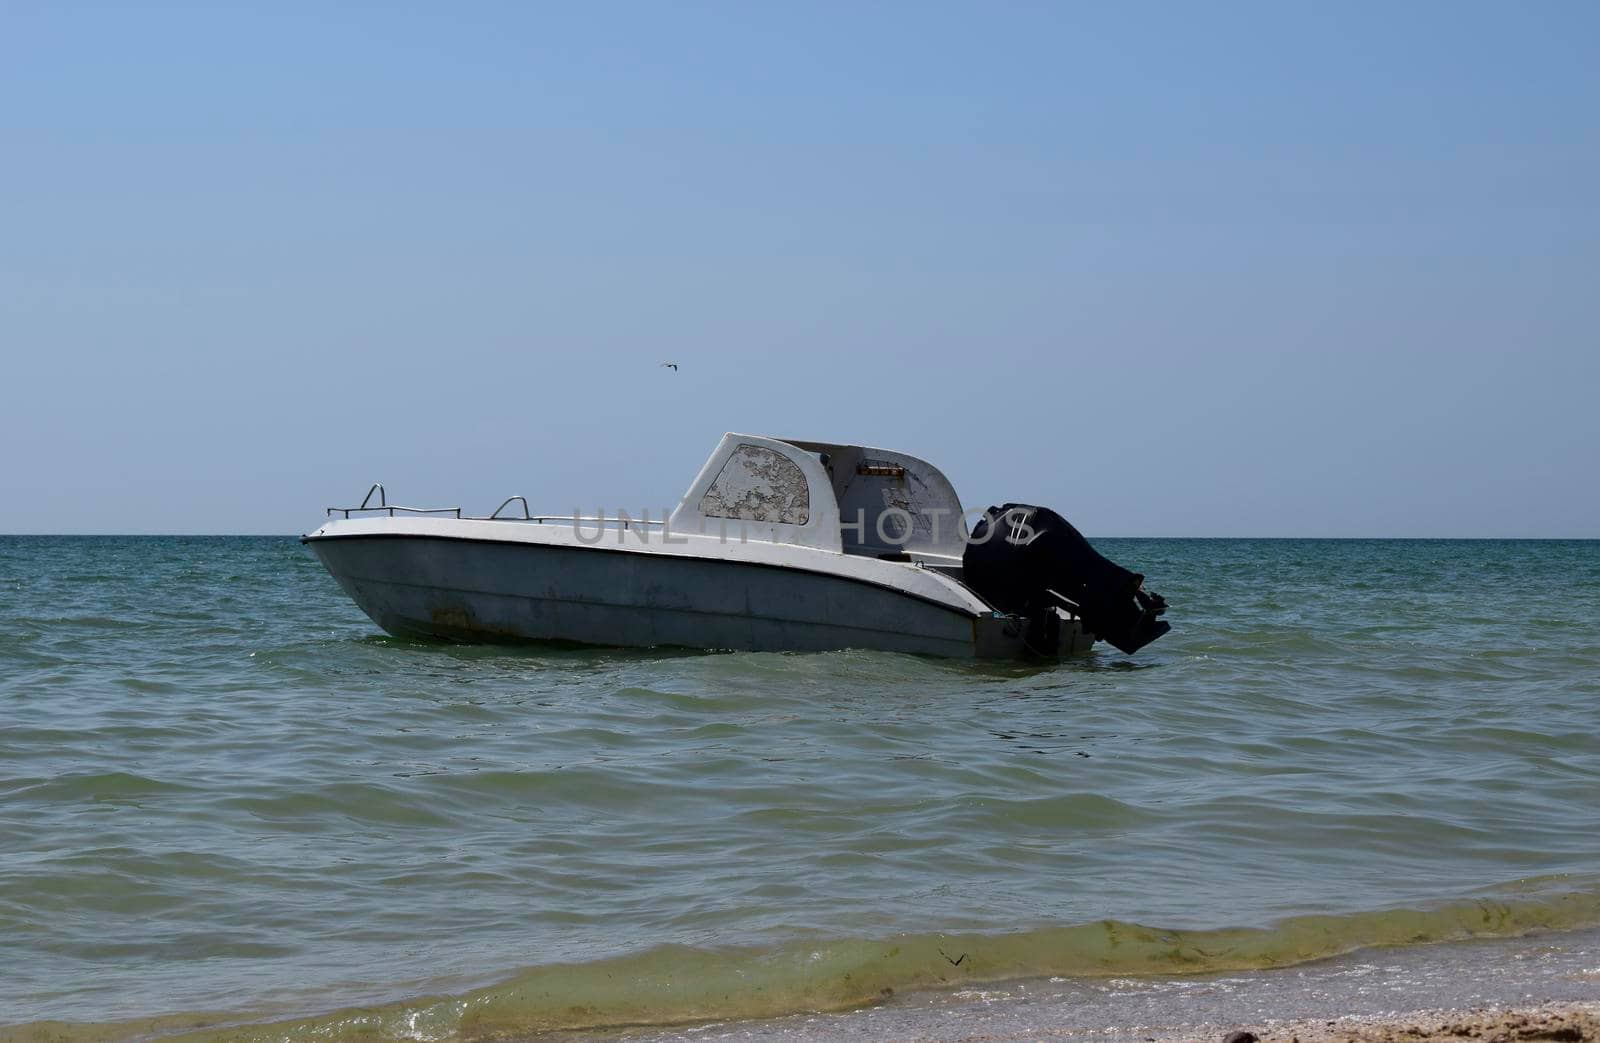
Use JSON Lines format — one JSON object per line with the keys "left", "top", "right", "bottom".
{"left": 326, "top": 485, "right": 665, "bottom": 529}
{"left": 325, "top": 484, "right": 463, "bottom": 519}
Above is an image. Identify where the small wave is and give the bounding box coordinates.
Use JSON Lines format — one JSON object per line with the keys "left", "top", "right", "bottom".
{"left": 11, "top": 884, "right": 1600, "bottom": 1043}
{"left": 943, "top": 792, "right": 1157, "bottom": 831}
{"left": 221, "top": 783, "right": 460, "bottom": 830}
{"left": 5, "top": 771, "right": 195, "bottom": 803}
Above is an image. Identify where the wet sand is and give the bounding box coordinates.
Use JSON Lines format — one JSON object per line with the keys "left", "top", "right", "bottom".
{"left": 1238, "top": 1002, "right": 1600, "bottom": 1041}
{"left": 615, "top": 928, "right": 1600, "bottom": 1043}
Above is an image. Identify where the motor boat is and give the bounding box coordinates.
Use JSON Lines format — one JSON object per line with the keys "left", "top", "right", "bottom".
{"left": 302, "top": 433, "right": 1169, "bottom": 659}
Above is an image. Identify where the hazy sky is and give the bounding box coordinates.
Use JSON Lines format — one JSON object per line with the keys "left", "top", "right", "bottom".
{"left": 3, "top": 2, "right": 1596, "bottom": 536}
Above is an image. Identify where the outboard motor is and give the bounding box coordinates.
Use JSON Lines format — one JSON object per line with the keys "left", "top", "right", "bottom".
{"left": 963, "top": 504, "right": 1170, "bottom": 655}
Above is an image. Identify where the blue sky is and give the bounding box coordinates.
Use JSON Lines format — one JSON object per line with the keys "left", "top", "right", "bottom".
{"left": 3, "top": 2, "right": 1596, "bottom": 536}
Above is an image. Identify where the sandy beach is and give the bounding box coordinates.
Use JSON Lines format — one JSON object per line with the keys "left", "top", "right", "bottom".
{"left": 1231, "top": 1002, "right": 1600, "bottom": 1042}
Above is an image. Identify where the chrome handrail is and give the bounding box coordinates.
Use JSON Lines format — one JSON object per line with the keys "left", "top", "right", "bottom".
{"left": 326, "top": 505, "right": 464, "bottom": 519}
{"left": 326, "top": 482, "right": 462, "bottom": 519}
{"left": 518, "top": 515, "right": 666, "bottom": 529}
{"left": 325, "top": 485, "right": 666, "bottom": 528}
{"left": 490, "top": 496, "right": 531, "bottom": 520}
{"left": 474, "top": 513, "right": 667, "bottom": 529}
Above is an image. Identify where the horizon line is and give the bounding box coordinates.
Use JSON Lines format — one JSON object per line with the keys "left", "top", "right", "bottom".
{"left": 2, "top": 532, "right": 1596, "bottom": 541}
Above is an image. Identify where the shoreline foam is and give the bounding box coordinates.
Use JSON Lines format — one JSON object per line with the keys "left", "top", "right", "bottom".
{"left": 606, "top": 927, "right": 1600, "bottom": 1043}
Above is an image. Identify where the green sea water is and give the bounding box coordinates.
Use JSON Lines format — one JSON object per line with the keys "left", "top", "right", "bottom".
{"left": 2, "top": 536, "right": 1598, "bottom": 1040}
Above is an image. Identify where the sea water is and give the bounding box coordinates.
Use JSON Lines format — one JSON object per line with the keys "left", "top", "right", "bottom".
{"left": 1, "top": 536, "right": 1597, "bottom": 1039}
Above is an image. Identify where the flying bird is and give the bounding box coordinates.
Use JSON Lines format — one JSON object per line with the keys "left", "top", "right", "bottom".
{"left": 661, "top": 362, "right": 679, "bottom": 371}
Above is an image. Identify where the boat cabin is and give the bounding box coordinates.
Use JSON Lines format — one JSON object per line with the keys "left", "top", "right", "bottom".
{"left": 667, "top": 433, "right": 968, "bottom": 564}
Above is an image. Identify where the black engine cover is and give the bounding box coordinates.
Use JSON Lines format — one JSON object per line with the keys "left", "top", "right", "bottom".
{"left": 963, "top": 504, "right": 1170, "bottom": 655}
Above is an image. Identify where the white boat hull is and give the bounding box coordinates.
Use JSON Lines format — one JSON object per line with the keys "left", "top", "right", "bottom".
{"left": 308, "top": 533, "right": 1023, "bottom": 657}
